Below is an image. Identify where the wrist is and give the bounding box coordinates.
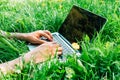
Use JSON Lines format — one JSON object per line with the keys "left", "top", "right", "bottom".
{"left": 0, "top": 57, "right": 23, "bottom": 74}
{"left": 10, "top": 33, "right": 27, "bottom": 40}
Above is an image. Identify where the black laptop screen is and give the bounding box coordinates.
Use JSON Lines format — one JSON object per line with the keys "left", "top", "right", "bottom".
{"left": 59, "top": 5, "right": 106, "bottom": 44}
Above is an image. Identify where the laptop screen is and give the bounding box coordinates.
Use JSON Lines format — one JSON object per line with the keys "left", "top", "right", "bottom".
{"left": 59, "top": 5, "right": 106, "bottom": 45}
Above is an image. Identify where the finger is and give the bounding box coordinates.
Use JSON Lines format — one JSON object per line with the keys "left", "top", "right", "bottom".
{"left": 58, "top": 47, "right": 63, "bottom": 52}
{"left": 44, "top": 30, "right": 53, "bottom": 39}
{"left": 52, "top": 43, "right": 61, "bottom": 48}
{"left": 51, "top": 42, "right": 58, "bottom": 44}
{"left": 40, "top": 32, "right": 52, "bottom": 41}
{"left": 43, "top": 30, "right": 53, "bottom": 39}
{"left": 32, "top": 39, "right": 46, "bottom": 44}
{"left": 57, "top": 52, "right": 62, "bottom": 55}
{"left": 38, "top": 40, "right": 47, "bottom": 44}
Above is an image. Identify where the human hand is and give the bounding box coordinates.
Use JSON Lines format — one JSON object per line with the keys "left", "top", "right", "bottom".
{"left": 0, "top": 42, "right": 62, "bottom": 74}
{"left": 24, "top": 42, "right": 62, "bottom": 63}
{"left": 23, "top": 30, "right": 53, "bottom": 44}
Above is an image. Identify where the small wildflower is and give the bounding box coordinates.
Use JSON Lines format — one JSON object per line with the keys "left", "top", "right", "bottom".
{"left": 72, "top": 42, "right": 80, "bottom": 50}
{"left": 105, "top": 41, "right": 114, "bottom": 48}
{"left": 36, "top": 0, "right": 39, "bottom": 2}
{"left": 105, "top": 42, "right": 110, "bottom": 48}
{"left": 42, "top": 3, "right": 46, "bottom": 7}
{"left": 115, "top": 0, "right": 119, "bottom": 3}
{"left": 57, "top": 0, "right": 63, "bottom": 2}
{"left": 65, "top": 67, "right": 75, "bottom": 79}
{"left": 59, "top": 4, "right": 62, "bottom": 9}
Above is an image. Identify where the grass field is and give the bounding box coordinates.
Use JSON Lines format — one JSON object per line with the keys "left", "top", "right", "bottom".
{"left": 0, "top": 0, "right": 120, "bottom": 79}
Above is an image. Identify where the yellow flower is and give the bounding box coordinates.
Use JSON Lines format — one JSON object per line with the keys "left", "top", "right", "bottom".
{"left": 57, "top": 0, "right": 63, "bottom": 2}
{"left": 72, "top": 42, "right": 80, "bottom": 50}
{"left": 36, "top": 0, "right": 39, "bottom": 2}
{"left": 105, "top": 42, "right": 110, "bottom": 48}
{"left": 59, "top": 4, "right": 62, "bottom": 9}
{"left": 105, "top": 41, "right": 114, "bottom": 48}
{"left": 42, "top": 3, "right": 46, "bottom": 7}
{"left": 115, "top": 0, "right": 119, "bottom": 3}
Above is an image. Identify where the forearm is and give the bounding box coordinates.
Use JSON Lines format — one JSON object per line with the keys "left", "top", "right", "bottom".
{"left": 0, "top": 48, "right": 49, "bottom": 74}
{"left": 0, "top": 30, "right": 26, "bottom": 40}
{"left": 0, "top": 52, "right": 32, "bottom": 74}
{"left": 0, "top": 57, "right": 23, "bottom": 74}
{"left": 9, "top": 32, "right": 27, "bottom": 40}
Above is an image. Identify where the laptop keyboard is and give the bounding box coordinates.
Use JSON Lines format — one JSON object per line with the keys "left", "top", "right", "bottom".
{"left": 52, "top": 34, "right": 75, "bottom": 55}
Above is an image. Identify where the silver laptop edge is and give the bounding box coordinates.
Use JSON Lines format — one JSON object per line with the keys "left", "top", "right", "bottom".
{"left": 52, "top": 32, "right": 81, "bottom": 56}
{"left": 52, "top": 32, "right": 75, "bottom": 53}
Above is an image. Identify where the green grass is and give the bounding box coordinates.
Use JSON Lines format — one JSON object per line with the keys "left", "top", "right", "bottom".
{"left": 0, "top": 0, "right": 120, "bottom": 79}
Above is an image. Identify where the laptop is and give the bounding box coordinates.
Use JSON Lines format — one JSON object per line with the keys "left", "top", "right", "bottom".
{"left": 28, "top": 5, "right": 107, "bottom": 59}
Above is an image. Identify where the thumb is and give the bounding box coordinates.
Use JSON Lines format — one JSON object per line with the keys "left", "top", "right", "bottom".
{"left": 37, "top": 39, "right": 47, "bottom": 44}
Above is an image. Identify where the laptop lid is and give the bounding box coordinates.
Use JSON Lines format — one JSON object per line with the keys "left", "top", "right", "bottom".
{"left": 59, "top": 5, "right": 107, "bottom": 46}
